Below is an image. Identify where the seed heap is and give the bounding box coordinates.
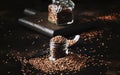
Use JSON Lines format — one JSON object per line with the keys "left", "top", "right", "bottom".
{"left": 29, "top": 54, "right": 87, "bottom": 74}
{"left": 80, "top": 30, "right": 103, "bottom": 41}
{"left": 49, "top": 35, "right": 68, "bottom": 61}
{"left": 27, "top": 35, "right": 88, "bottom": 74}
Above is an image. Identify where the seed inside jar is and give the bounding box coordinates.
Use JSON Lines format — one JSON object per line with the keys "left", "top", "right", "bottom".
{"left": 49, "top": 35, "right": 68, "bottom": 61}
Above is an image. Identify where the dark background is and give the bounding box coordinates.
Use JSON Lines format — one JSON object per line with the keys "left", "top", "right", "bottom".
{"left": 0, "top": 0, "right": 120, "bottom": 10}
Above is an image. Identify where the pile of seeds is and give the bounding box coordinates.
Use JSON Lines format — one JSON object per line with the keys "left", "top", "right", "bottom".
{"left": 29, "top": 54, "right": 87, "bottom": 74}
{"left": 97, "top": 15, "right": 117, "bottom": 21}
{"left": 97, "top": 13, "right": 120, "bottom": 21}
{"left": 80, "top": 30, "right": 104, "bottom": 41}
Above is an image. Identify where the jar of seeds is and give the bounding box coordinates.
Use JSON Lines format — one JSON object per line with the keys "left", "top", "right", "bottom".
{"left": 49, "top": 35, "right": 68, "bottom": 61}
{"left": 48, "top": 0, "right": 75, "bottom": 25}
{"left": 49, "top": 35, "right": 80, "bottom": 61}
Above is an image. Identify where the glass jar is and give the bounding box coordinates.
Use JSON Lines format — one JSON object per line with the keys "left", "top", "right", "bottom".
{"left": 49, "top": 35, "right": 80, "bottom": 61}
{"left": 48, "top": 0, "right": 75, "bottom": 25}
{"left": 49, "top": 37, "right": 68, "bottom": 61}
